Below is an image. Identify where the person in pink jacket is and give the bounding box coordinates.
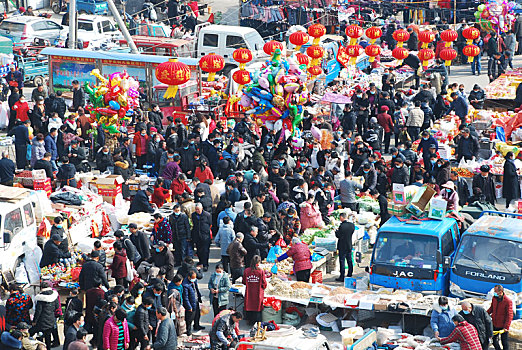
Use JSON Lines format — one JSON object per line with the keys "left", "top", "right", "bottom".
{"left": 103, "top": 309, "right": 130, "bottom": 350}
{"left": 277, "top": 237, "right": 313, "bottom": 282}
{"left": 300, "top": 195, "right": 325, "bottom": 231}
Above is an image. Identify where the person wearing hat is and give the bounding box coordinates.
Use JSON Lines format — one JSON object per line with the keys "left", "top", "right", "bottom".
{"left": 30, "top": 281, "right": 60, "bottom": 350}
{"left": 142, "top": 241, "right": 175, "bottom": 281}
{"left": 17, "top": 321, "right": 44, "bottom": 350}
{"left": 95, "top": 146, "right": 113, "bottom": 173}
{"left": 503, "top": 151, "right": 520, "bottom": 208}
{"left": 78, "top": 250, "right": 109, "bottom": 291}
{"left": 8, "top": 119, "right": 30, "bottom": 169}
{"left": 0, "top": 329, "right": 23, "bottom": 350}
{"left": 56, "top": 156, "right": 77, "bottom": 188}
{"left": 437, "top": 314, "right": 483, "bottom": 350}
{"left": 441, "top": 182, "right": 459, "bottom": 211}
{"left": 39, "top": 234, "right": 71, "bottom": 268}
{"left": 153, "top": 307, "right": 177, "bottom": 350}
{"left": 472, "top": 165, "right": 496, "bottom": 205}
{"left": 418, "top": 130, "right": 439, "bottom": 168}
{"left": 468, "top": 85, "right": 485, "bottom": 109}
{"left": 355, "top": 162, "right": 377, "bottom": 193}
{"left": 456, "top": 128, "right": 479, "bottom": 162}
{"left": 68, "top": 140, "right": 86, "bottom": 171}
{"left": 128, "top": 187, "right": 155, "bottom": 215}
{"left": 210, "top": 311, "right": 242, "bottom": 350}
{"left": 377, "top": 105, "right": 394, "bottom": 154}
{"left": 178, "top": 139, "right": 197, "bottom": 178}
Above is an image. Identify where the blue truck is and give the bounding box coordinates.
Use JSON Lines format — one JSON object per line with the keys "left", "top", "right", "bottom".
{"left": 449, "top": 211, "right": 522, "bottom": 318}
{"left": 369, "top": 216, "right": 459, "bottom": 294}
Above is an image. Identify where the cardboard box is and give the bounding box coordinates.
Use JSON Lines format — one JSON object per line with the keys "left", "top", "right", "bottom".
{"left": 32, "top": 169, "right": 47, "bottom": 181}
{"left": 392, "top": 183, "right": 405, "bottom": 204}
{"left": 388, "top": 202, "right": 407, "bottom": 216}
{"left": 429, "top": 198, "right": 448, "bottom": 220}
{"left": 34, "top": 178, "right": 52, "bottom": 197}
{"left": 407, "top": 185, "right": 436, "bottom": 216}
{"left": 94, "top": 175, "right": 124, "bottom": 204}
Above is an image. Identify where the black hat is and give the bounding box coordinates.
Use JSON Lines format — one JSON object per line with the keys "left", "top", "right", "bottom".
{"left": 154, "top": 241, "right": 167, "bottom": 249}
{"left": 71, "top": 140, "right": 78, "bottom": 145}
{"left": 91, "top": 250, "right": 100, "bottom": 258}
{"left": 16, "top": 322, "right": 30, "bottom": 330}
{"left": 128, "top": 223, "right": 137, "bottom": 229}
{"left": 480, "top": 165, "right": 490, "bottom": 172}
{"left": 51, "top": 234, "right": 63, "bottom": 242}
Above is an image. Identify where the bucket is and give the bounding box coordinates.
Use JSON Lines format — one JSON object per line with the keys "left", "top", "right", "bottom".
{"left": 262, "top": 306, "right": 282, "bottom": 323}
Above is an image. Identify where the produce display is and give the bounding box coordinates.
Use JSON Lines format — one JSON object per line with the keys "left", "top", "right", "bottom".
{"left": 265, "top": 276, "right": 312, "bottom": 300}
{"left": 485, "top": 69, "right": 522, "bottom": 99}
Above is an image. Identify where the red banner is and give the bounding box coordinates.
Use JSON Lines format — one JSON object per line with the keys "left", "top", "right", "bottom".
{"left": 336, "top": 44, "right": 350, "bottom": 68}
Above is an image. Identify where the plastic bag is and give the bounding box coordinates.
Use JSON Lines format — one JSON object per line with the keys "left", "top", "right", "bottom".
{"left": 267, "top": 246, "right": 283, "bottom": 263}
{"left": 200, "top": 302, "right": 210, "bottom": 316}
{"left": 263, "top": 297, "right": 282, "bottom": 311}
{"left": 15, "top": 263, "right": 29, "bottom": 284}
{"left": 270, "top": 264, "right": 278, "bottom": 274}
{"left": 70, "top": 267, "right": 82, "bottom": 281}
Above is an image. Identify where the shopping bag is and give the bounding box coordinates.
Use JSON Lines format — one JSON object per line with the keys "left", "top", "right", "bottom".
{"left": 270, "top": 264, "right": 278, "bottom": 274}
{"left": 266, "top": 246, "right": 283, "bottom": 263}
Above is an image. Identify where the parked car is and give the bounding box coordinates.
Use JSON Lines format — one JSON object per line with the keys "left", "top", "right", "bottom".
{"left": 0, "top": 17, "right": 64, "bottom": 44}
{"left": 60, "top": 15, "right": 123, "bottom": 49}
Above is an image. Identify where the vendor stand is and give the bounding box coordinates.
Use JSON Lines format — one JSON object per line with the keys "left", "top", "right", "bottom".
{"left": 484, "top": 69, "right": 522, "bottom": 110}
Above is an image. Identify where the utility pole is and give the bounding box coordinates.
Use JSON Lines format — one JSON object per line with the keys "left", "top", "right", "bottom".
{"left": 69, "top": 0, "right": 76, "bottom": 49}
{"left": 106, "top": 0, "right": 139, "bottom": 54}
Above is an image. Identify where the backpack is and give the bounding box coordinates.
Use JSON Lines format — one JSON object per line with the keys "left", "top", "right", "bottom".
{"left": 123, "top": 238, "right": 141, "bottom": 263}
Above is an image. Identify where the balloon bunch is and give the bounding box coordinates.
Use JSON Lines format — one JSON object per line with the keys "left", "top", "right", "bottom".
{"left": 475, "top": 1, "right": 516, "bottom": 33}
{"left": 85, "top": 69, "right": 139, "bottom": 134}
{"left": 239, "top": 48, "right": 309, "bottom": 137}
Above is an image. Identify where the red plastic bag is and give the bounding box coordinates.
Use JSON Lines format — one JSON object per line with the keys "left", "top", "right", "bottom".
{"left": 263, "top": 297, "right": 282, "bottom": 311}
{"left": 70, "top": 267, "right": 81, "bottom": 281}
{"left": 275, "top": 238, "right": 287, "bottom": 248}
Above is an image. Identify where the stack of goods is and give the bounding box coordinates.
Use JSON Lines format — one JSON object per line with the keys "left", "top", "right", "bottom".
{"left": 485, "top": 69, "right": 522, "bottom": 99}
{"left": 40, "top": 248, "right": 84, "bottom": 288}
{"left": 265, "top": 276, "right": 312, "bottom": 302}
{"left": 14, "top": 170, "right": 36, "bottom": 187}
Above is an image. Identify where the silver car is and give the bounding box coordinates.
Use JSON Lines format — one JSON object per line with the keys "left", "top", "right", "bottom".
{"left": 0, "top": 16, "right": 64, "bottom": 44}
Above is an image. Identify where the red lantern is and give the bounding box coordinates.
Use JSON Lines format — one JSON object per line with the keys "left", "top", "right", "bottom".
{"left": 365, "top": 44, "right": 381, "bottom": 63}
{"left": 308, "top": 24, "right": 326, "bottom": 44}
{"left": 345, "top": 25, "right": 363, "bottom": 45}
{"left": 345, "top": 44, "right": 362, "bottom": 65}
{"left": 393, "top": 29, "right": 410, "bottom": 47}
{"left": 199, "top": 53, "right": 224, "bottom": 81}
{"left": 232, "top": 70, "right": 251, "bottom": 87}
{"left": 463, "top": 44, "right": 480, "bottom": 63}
{"left": 296, "top": 53, "right": 310, "bottom": 66}
{"left": 155, "top": 58, "right": 191, "bottom": 99}
{"left": 289, "top": 31, "right": 309, "bottom": 51}
{"left": 263, "top": 40, "right": 284, "bottom": 56}
{"left": 233, "top": 48, "right": 253, "bottom": 69}
{"left": 440, "top": 48, "right": 457, "bottom": 66}
{"left": 462, "top": 27, "right": 480, "bottom": 45}
{"left": 441, "top": 29, "right": 458, "bottom": 47}
{"left": 308, "top": 65, "right": 322, "bottom": 77}
{"left": 365, "top": 27, "right": 382, "bottom": 45}
{"left": 418, "top": 48, "right": 435, "bottom": 67}
{"left": 418, "top": 30, "right": 435, "bottom": 48}
{"left": 306, "top": 45, "right": 324, "bottom": 65}
{"left": 392, "top": 47, "right": 409, "bottom": 63}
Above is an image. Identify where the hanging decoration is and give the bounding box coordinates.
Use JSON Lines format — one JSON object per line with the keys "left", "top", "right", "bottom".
{"left": 440, "top": 29, "right": 458, "bottom": 47}
{"left": 155, "top": 58, "right": 191, "bottom": 99}
{"left": 264, "top": 40, "right": 284, "bottom": 55}
{"left": 345, "top": 25, "right": 363, "bottom": 45}
{"left": 418, "top": 30, "right": 435, "bottom": 49}
{"left": 418, "top": 49, "right": 435, "bottom": 68}
{"left": 84, "top": 69, "right": 139, "bottom": 134}
{"left": 306, "top": 45, "right": 325, "bottom": 66}
{"left": 232, "top": 70, "right": 251, "bottom": 92}
{"left": 233, "top": 48, "right": 253, "bottom": 70}
{"left": 365, "top": 44, "right": 381, "bottom": 63}
{"left": 346, "top": 45, "right": 363, "bottom": 65}
{"left": 289, "top": 31, "right": 309, "bottom": 52}
{"left": 392, "top": 47, "right": 409, "bottom": 65}
{"left": 364, "top": 26, "right": 382, "bottom": 63}
{"left": 296, "top": 53, "right": 310, "bottom": 66}
{"left": 199, "top": 53, "right": 225, "bottom": 82}
{"left": 308, "top": 65, "right": 322, "bottom": 78}
{"left": 308, "top": 23, "right": 326, "bottom": 45}
{"left": 392, "top": 29, "right": 410, "bottom": 48}
{"left": 463, "top": 45, "right": 480, "bottom": 63}
{"left": 440, "top": 47, "right": 457, "bottom": 66}
{"left": 462, "top": 27, "right": 481, "bottom": 63}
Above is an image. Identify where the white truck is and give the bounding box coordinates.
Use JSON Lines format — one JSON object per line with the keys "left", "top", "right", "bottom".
{"left": 60, "top": 15, "right": 124, "bottom": 50}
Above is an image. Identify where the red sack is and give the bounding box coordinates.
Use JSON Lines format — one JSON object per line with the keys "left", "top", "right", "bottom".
{"left": 263, "top": 297, "right": 282, "bottom": 311}
{"left": 70, "top": 267, "right": 81, "bottom": 281}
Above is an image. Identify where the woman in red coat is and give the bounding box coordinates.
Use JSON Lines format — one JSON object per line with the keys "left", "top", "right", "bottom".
{"left": 151, "top": 178, "right": 170, "bottom": 207}
{"left": 13, "top": 95, "right": 29, "bottom": 122}
{"left": 109, "top": 241, "right": 128, "bottom": 287}
{"left": 277, "top": 237, "right": 312, "bottom": 282}
{"left": 243, "top": 255, "right": 267, "bottom": 324}
{"left": 194, "top": 160, "right": 214, "bottom": 184}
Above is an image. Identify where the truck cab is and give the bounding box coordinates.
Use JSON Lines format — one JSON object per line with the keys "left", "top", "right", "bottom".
{"left": 370, "top": 216, "right": 459, "bottom": 294}
{"left": 449, "top": 211, "right": 522, "bottom": 317}
{"left": 0, "top": 186, "right": 41, "bottom": 273}
{"left": 195, "top": 24, "right": 266, "bottom": 69}
{"left": 60, "top": 15, "right": 123, "bottom": 49}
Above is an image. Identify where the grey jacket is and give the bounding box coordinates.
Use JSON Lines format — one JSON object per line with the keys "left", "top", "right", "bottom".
{"left": 214, "top": 224, "right": 235, "bottom": 256}
{"left": 339, "top": 178, "right": 363, "bottom": 204}
{"left": 406, "top": 108, "right": 424, "bottom": 127}
{"left": 153, "top": 318, "right": 177, "bottom": 350}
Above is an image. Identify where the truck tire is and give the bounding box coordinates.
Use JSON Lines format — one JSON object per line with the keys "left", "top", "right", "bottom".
{"left": 33, "top": 76, "right": 44, "bottom": 86}
{"left": 52, "top": 2, "right": 61, "bottom": 14}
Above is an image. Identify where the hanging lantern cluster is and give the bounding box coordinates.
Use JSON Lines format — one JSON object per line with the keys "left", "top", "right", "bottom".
{"left": 418, "top": 30, "right": 435, "bottom": 68}
{"left": 289, "top": 30, "right": 309, "bottom": 52}
{"left": 155, "top": 58, "right": 191, "bottom": 99}
{"left": 232, "top": 48, "right": 252, "bottom": 92}
{"left": 364, "top": 26, "right": 382, "bottom": 63}
{"left": 199, "top": 53, "right": 224, "bottom": 82}
{"left": 392, "top": 29, "right": 410, "bottom": 65}
{"left": 462, "top": 27, "right": 481, "bottom": 63}
{"left": 343, "top": 25, "right": 363, "bottom": 65}
{"left": 440, "top": 29, "right": 458, "bottom": 66}
{"left": 296, "top": 53, "right": 310, "bottom": 66}
{"left": 392, "top": 47, "right": 409, "bottom": 65}
{"left": 307, "top": 23, "right": 326, "bottom": 78}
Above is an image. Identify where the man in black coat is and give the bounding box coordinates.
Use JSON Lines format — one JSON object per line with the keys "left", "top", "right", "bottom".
{"left": 170, "top": 204, "right": 192, "bottom": 266}
{"left": 129, "top": 223, "right": 151, "bottom": 266}
{"left": 134, "top": 297, "right": 152, "bottom": 350}
{"left": 33, "top": 152, "right": 54, "bottom": 181}
{"left": 78, "top": 250, "right": 109, "bottom": 291}
{"left": 39, "top": 234, "right": 71, "bottom": 268}
{"left": 8, "top": 120, "right": 30, "bottom": 170}
{"left": 234, "top": 208, "right": 258, "bottom": 235}
{"left": 0, "top": 151, "right": 15, "bottom": 186}
{"left": 191, "top": 203, "right": 212, "bottom": 271}
{"left": 456, "top": 128, "right": 479, "bottom": 162}
{"left": 459, "top": 301, "right": 493, "bottom": 350}
{"left": 148, "top": 241, "right": 175, "bottom": 281}
{"left": 194, "top": 188, "right": 212, "bottom": 213}
{"left": 95, "top": 146, "right": 113, "bottom": 172}
{"left": 129, "top": 187, "right": 155, "bottom": 215}
{"left": 451, "top": 171, "right": 470, "bottom": 206}
{"left": 335, "top": 213, "right": 355, "bottom": 281}
{"left": 68, "top": 140, "right": 86, "bottom": 171}
{"left": 56, "top": 156, "right": 77, "bottom": 188}
{"left": 472, "top": 165, "right": 496, "bottom": 205}
{"left": 149, "top": 105, "right": 164, "bottom": 132}
{"left": 390, "top": 158, "right": 409, "bottom": 185}
{"left": 243, "top": 227, "right": 268, "bottom": 269}
{"left": 71, "top": 80, "right": 85, "bottom": 112}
